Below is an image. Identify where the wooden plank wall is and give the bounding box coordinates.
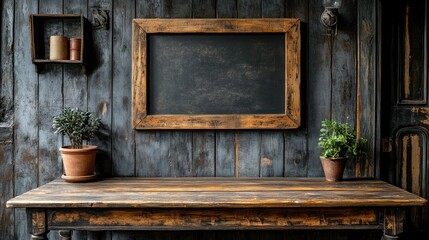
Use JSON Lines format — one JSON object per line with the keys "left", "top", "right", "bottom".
{"left": 0, "top": 0, "right": 378, "bottom": 239}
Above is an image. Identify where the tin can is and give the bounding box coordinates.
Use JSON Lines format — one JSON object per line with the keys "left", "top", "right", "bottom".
{"left": 69, "top": 38, "right": 81, "bottom": 61}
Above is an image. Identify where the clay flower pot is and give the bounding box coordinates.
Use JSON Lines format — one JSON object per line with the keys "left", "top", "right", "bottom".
{"left": 320, "top": 156, "right": 348, "bottom": 181}
{"left": 60, "top": 145, "right": 97, "bottom": 178}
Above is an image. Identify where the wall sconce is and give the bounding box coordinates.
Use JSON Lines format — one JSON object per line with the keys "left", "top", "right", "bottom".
{"left": 320, "top": 0, "right": 342, "bottom": 34}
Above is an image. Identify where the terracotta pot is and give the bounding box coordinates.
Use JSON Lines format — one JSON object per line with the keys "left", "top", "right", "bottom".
{"left": 320, "top": 156, "right": 348, "bottom": 181}
{"left": 60, "top": 145, "right": 97, "bottom": 176}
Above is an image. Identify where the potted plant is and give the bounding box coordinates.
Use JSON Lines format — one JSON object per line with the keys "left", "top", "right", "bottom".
{"left": 53, "top": 107, "right": 101, "bottom": 182}
{"left": 318, "top": 119, "right": 367, "bottom": 181}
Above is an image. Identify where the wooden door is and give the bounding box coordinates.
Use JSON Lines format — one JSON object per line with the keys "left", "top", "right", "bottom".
{"left": 380, "top": 0, "right": 429, "bottom": 237}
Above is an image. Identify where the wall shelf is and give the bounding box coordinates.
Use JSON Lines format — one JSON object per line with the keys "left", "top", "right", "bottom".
{"left": 30, "top": 14, "right": 89, "bottom": 74}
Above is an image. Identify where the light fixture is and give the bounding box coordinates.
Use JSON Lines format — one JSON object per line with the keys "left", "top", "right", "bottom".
{"left": 320, "top": 0, "right": 342, "bottom": 29}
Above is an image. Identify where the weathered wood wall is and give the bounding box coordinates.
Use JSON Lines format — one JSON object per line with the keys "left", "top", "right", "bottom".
{"left": 0, "top": 0, "right": 378, "bottom": 239}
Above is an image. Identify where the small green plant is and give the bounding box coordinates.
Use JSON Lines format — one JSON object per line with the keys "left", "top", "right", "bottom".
{"left": 318, "top": 119, "right": 367, "bottom": 159}
{"left": 52, "top": 108, "right": 101, "bottom": 149}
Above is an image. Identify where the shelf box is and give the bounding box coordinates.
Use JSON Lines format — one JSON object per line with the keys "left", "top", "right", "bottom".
{"left": 30, "top": 14, "right": 88, "bottom": 73}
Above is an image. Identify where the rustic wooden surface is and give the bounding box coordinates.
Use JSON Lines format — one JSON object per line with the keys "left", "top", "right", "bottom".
{"left": 7, "top": 178, "right": 427, "bottom": 209}
{"left": 63, "top": 1, "right": 89, "bottom": 239}
{"left": 87, "top": 2, "right": 113, "bottom": 240}
{"left": 357, "top": 0, "right": 377, "bottom": 178}
{"left": 381, "top": 0, "right": 429, "bottom": 237}
{"left": 7, "top": 178, "right": 426, "bottom": 239}
{"left": 1, "top": 0, "right": 383, "bottom": 239}
{"left": 13, "top": 0, "right": 39, "bottom": 240}
{"left": 37, "top": 3, "right": 64, "bottom": 240}
{"left": 111, "top": 1, "right": 137, "bottom": 239}
{"left": 46, "top": 207, "right": 381, "bottom": 230}
{"left": 0, "top": 0, "right": 15, "bottom": 239}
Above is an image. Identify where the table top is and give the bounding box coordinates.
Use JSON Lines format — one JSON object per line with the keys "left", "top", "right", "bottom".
{"left": 7, "top": 177, "right": 427, "bottom": 209}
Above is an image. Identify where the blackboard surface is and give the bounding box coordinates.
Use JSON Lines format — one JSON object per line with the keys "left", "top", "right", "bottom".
{"left": 148, "top": 33, "right": 285, "bottom": 115}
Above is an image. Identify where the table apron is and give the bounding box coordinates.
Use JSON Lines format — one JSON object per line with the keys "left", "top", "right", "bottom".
{"left": 44, "top": 207, "right": 382, "bottom": 231}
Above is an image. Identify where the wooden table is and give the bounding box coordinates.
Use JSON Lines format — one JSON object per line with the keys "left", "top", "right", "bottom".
{"left": 6, "top": 178, "right": 427, "bottom": 240}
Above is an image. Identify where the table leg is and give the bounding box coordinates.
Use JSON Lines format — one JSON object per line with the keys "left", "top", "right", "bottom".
{"left": 59, "top": 230, "right": 72, "bottom": 240}
{"left": 31, "top": 233, "right": 49, "bottom": 240}
{"left": 383, "top": 208, "right": 404, "bottom": 240}
{"left": 382, "top": 234, "right": 399, "bottom": 240}
{"left": 27, "top": 209, "right": 49, "bottom": 240}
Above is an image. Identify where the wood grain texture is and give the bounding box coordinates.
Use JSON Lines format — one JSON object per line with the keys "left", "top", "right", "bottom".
{"left": 135, "top": 115, "right": 300, "bottom": 130}
{"left": 137, "top": 0, "right": 161, "bottom": 19}
{"left": 37, "top": 0, "right": 63, "bottom": 186}
{"left": 163, "top": 0, "right": 191, "bottom": 18}
{"left": 381, "top": 1, "right": 429, "bottom": 234}
{"left": 397, "top": 0, "right": 426, "bottom": 104}
{"left": 191, "top": 0, "right": 216, "bottom": 180}
{"left": 27, "top": 209, "right": 49, "bottom": 240}
{"left": 112, "top": 0, "right": 135, "bottom": 177}
{"left": 87, "top": 1, "right": 113, "bottom": 239}
{"left": 260, "top": 0, "right": 285, "bottom": 180}
{"left": 158, "top": 3, "right": 193, "bottom": 240}
{"left": 395, "top": 129, "right": 427, "bottom": 232}
{"left": 135, "top": 0, "right": 167, "bottom": 181}
{"left": 284, "top": 130, "right": 308, "bottom": 177}
{"left": 284, "top": 0, "right": 309, "bottom": 178}
{"left": 193, "top": 131, "right": 215, "bottom": 176}
{"left": 46, "top": 207, "right": 380, "bottom": 230}
{"left": 192, "top": 0, "right": 216, "bottom": 18}
{"left": 383, "top": 208, "right": 405, "bottom": 236}
{"left": 261, "top": 132, "right": 284, "bottom": 177}
{"left": 13, "top": 0, "right": 39, "bottom": 239}
{"left": 112, "top": 2, "right": 136, "bottom": 240}
{"left": 281, "top": 0, "right": 309, "bottom": 224}
{"left": 134, "top": 18, "right": 300, "bottom": 33}
{"left": 331, "top": 0, "right": 358, "bottom": 179}
{"left": 63, "top": 0, "right": 88, "bottom": 110}
{"left": 216, "top": 0, "right": 237, "bottom": 18}
{"left": 62, "top": 2, "right": 89, "bottom": 239}
{"left": 136, "top": 131, "right": 170, "bottom": 177}
{"left": 306, "top": 0, "right": 332, "bottom": 177}
{"left": 0, "top": 0, "right": 15, "bottom": 239}
{"left": 235, "top": 1, "right": 261, "bottom": 183}
{"left": 168, "top": 131, "right": 193, "bottom": 177}
{"left": 215, "top": 131, "right": 236, "bottom": 177}
{"left": 0, "top": 0, "right": 14, "bottom": 124}
{"left": 238, "top": 132, "right": 261, "bottom": 177}
{"left": 7, "top": 178, "right": 427, "bottom": 208}
{"left": 0, "top": 142, "right": 13, "bottom": 240}
{"left": 37, "top": 2, "right": 64, "bottom": 239}
{"left": 357, "top": 0, "right": 376, "bottom": 178}
{"left": 262, "top": 0, "right": 284, "bottom": 18}
{"left": 215, "top": 0, "right": 237, "bottom": 184}
{"left": 238, "top": 0, "right": 260, "bottom": 18}
{"left": 10, "top": 178, "right": 427, "bottom": 239}
{"left": 88, "top": 0, "right": 113, "bottom": 178}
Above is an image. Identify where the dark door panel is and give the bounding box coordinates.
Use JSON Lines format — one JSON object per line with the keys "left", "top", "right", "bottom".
{"left": 381, "top": 0, "right": 429, "bottom": 236}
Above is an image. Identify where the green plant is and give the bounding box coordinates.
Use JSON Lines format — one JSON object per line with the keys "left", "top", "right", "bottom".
{"left": 52, "top": 108, "right": 101, "bottom": 149}
{"left": 318, "top": 119, "right": 367, "bottom": 159}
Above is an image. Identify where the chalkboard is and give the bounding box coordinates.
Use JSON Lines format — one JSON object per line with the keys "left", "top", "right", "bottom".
{"left": 148, "top": 34, "right": 285, "bottom": 115}
{"left": 132, "top": 19, "right": 301, "bottom": 129}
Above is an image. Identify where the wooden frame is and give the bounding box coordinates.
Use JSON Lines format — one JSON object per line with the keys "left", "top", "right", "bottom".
{"left": 132, "top": 19, "right": 301, "bottom": 130}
